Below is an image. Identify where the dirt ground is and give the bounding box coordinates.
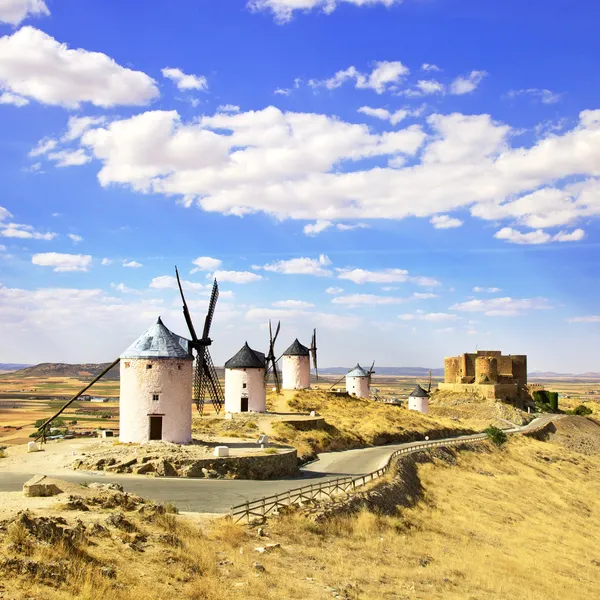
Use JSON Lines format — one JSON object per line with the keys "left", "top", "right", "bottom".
{"left": 545, "top": 415, "right": 600, "bottom": 455}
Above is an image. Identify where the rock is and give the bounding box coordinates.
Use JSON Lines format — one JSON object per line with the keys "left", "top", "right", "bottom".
{"left": 154, "top": 459, "right": 178, "bottom": 477}
{"left": 89, "top": 482, "right": 124, "bottom": 492}
{"left": 255, "top": 547, "right": 267, "bottom": 554}
{"left": 22, "top": 475, "right": 62, "bottom": 498}
{"left": 252, "top": 562, "right": 265, "bottom": 572}
{"left": 218, "top": 560, "right": 233, "bottom": 566}
{"left": 257, "top": 527, "right": 265, "bottom": 537}
{"left": 105, "top": 512, "right": 136, "bottom": 533}
{"left": 265, "top": 543, "right": 281, "bottom": 551}
{"left": 134, "top": 462, "right": 156, "bottom": 475}
{"left": 214, "top": 446, "right": 229, "bottom": 457}
{"left": 101, "top": 566, "right": 117, "bottom": 578}
{"left": 181, "top": 463, "right": 205, "bottom": 478}
{"left": 63, "top": 495, "right": 89, "bottom": 511}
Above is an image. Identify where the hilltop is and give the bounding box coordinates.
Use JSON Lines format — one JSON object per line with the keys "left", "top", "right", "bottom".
{"left": 0, "top": 362, "right": 120, "bottom": 381}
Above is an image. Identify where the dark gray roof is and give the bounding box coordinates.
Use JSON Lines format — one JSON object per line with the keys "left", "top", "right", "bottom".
{"left": 409, "top": 384, "right": 430, "bottom": 398}
{"left": 120, "top": 317, "right": 192, "bottom": 360}
{"left": 224, "top": 342, "right": 266, "bottom": 369}
{"left": 346, "top": 364, "right": 369, "bottom": 378}
{"left": 283, "top": 338, "right": 310, "bottom": 357}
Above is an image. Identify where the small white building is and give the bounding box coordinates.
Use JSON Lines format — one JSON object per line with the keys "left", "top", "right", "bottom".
{"left": 346, "top": 364, "right": 370, "bottom": 398}
{"left": 282, "top": 339, "right": 311, "bottom": 390}
{"left": 224, "top": 342, "right": 266, "bottom": 413}
{"left": 119, "top": 317, "right": 193, "bottom": 444}
{"left": 408, "top": 384, "right": 430, "bottom": 414}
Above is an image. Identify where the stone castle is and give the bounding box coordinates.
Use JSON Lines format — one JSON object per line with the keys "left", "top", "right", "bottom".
{"left": 438, "top": 350, "right": 528, "bottom": 403}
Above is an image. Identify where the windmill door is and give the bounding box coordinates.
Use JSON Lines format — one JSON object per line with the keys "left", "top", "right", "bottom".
{"left": 149, "top": 416, "right": 163, "bottom": 440}
{"left": 240, "top": 397, "right": 249, "bottom": 412}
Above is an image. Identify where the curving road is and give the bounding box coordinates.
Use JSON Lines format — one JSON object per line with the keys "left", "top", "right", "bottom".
{"left": 0, "top": 417, "right": 551, "bottom": 513}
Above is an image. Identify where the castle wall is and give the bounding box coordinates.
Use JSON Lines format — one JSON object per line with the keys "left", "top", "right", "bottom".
{"left": 512, "top": 355, "right": 528, "bottom": 387}
{"left": 438, "top": 382, "right": 519, "bottom": 401}
{"left": 282, "top": 355, "right": 310, "bottom": 390}
{"left": 497, "top": 356, "right": 514, "bottom": 378}
{"left": 475, "top": 356, "right": 498, "bottom": 384}
{"left": 119, "top": 358, "right": 193, "bottom": 444}
{"left": 225, "top": 367, "right": 266, "bottom": 413}
{"left": 444, "top": 357, "right": 460, "bottom": 383}
{"left": 346, "top": 375, "right": 370, "bottom": 398}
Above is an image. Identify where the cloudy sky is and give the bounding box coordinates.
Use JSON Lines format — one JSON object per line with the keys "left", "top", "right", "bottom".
{"left": 1, "top": 0, "right": 599, "bottom": 372}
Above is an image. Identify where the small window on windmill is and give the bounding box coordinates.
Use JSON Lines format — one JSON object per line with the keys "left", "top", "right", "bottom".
{"left": 124, "top": 362, "right": 130, "bottom": 369}
{"left": 242, "top": 383, "right": 247, "bottom": 389}
{"left": 146, "top": 364, "right": 152, "bottom": 369}
{"left": 152, "top": 393, "right": 159, "bottom": 402}
{"left": 177, "top": 364, "right": 181, "bottom": 370}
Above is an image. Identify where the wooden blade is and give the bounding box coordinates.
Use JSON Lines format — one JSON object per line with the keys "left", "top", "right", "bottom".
{"left": 175, "top": 266, "right": 199, "bottom": 342}
{"left": 272, "top": 357, "right": 280, "bottom": 393}
{"left": 328, "top": 373, "right": 346, "bottom": 390}
{"left": 202, "top": 279, "right": 219, "bottom": 341}
{"left": 36, "top": 358, "right": 120, "bottom": 442}
{"left": 273, "top": 320, "right": 281, "bottom": 343}
{"left": 369, "top": 360, "right": 375, "bottom": 374}
{"left": 311, "top": 328, "right": 318, "bottom": 380}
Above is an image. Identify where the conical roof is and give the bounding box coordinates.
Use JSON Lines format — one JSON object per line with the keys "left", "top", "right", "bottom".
{"left": 120, "top": 317, "right": 192, "bottom": 360}
{"left": 409, "top": 384, "right": 430, "bottom": 398}
{"left": 224, "top": 342, "right": 266, "bottom": 369}
{"left": 283, "top": 338, "right": 310, "bottom": 357}
{"left": 346, "top": 363, "right": 369, "bottom": 378}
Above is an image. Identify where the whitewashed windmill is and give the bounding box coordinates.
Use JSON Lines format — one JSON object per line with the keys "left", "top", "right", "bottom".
{"left": 224, "top": 342, "right": 267, "bottom": 413}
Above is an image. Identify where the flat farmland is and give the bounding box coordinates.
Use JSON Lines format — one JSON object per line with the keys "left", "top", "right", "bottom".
{"left": 0, "top": 373, "right": 120, "bottom": 445}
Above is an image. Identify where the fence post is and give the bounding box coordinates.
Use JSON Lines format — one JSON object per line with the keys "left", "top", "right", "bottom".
{"left": 246, "top": 500, "right": 250, "bottom": 524}
{"left": 262, "top": 497, "right": 266, "bottom": 517}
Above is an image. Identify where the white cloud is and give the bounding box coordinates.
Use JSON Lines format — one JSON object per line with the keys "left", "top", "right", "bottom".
{"left": 0, "top": 27, "right": 158, "bottom": 108}
{"left": 123, "top": 260, "right": 142, "bottom": 268}
{"left": 304, "top": 220, "right": 369, "bottom": 236}
{"left": 212, "top": 270, "right": 262, "bottom": 284}
{"left": 101, "top": 258, "right": 112, "bottom": 266}
{"left": 162, "top": 67, "right": 207, "bottom": 91}
{"left": 415, "top": 80, "right": 445, "bottom": 95}
{"left": 421, "top": 63, "right": 440, "bottom": 72}
{"left": 274, "top": 88, "right": 290, "bottom": 96}
{"left": 48, "top": 149, "right": 91, "bottom": 167}
{"left": 111, "top": 282, "right": 137, "bottom": 294}
{"left": 29, "top": 137, "right": 57, "bottom": 157}
{"left": 412, "top": 292, "right": 437, "bottom": 299}
{"left": 245, "top": 306, "right": 361, "bottom": 331}
{"left": 430, "top": 214, "right": 463, "bottom": 229}
{"left": 310, "top": 61, "right": 409, "bottom": 94}
{"left": 473, "top": 286, "right": 501, "bottom": 293}
{"left": 262, "top": 255, "right": 332, "bottom": 276}
{"left": 450, "top": 70, "right": 487, "bottom": 95}
{"left": 507, "top": 89, "right": 562, "bottom": 105}
{"left": 191, "top": 256, "right": 222, "bottom": 273}
{"left": 398, "top": 311, "right": 457, "bottom": 321}
{"left": 358, "top": 106, "right": 410, "bottom": 125}
{"left": 304, "top": 220, "right": 332, "bottom": 236}
{"left": 0, "top": 222, "right": 56, "bottom": 240}
{"left": 218, "top": 104, "right": 240, "bottom": 113}
{"left": 62, "top": 116, "right": 107, "bottom": 142}
{"left": 325, "top": 286, "right": 344, "bottom": 294}
{"left": 332, "top": 293, "right": 407, "bottom": 306}
{"left": 568, "top": 316, "right": 600, "bottom": 324}
{"left": 336, "top": 267, "right": 440, "bottom": 287}
{"left": 32, "top": 252, "right": 92, "bottom": 272}
{"left": 0, "top": 0, "right": 49, "bottom": 25}
{"left": 248, "top": 0, "right": 404, "bottom": 23}
{"left": 0, "top": 91, "right": 29, "bottom": 106}
{"left": 0, "top": 206, "right": 12, "bottom": 221}
{"left": 67, "top": 233, "right": 83, "bottom": 244}
{"left": 273, "top": 299, "right": 315, "bottom": 309}
{"left": 150, "top": 275, "right": 205, "bottom": 291}
{"left": 451, "top": 297, "right": 551, "bottom": 317}
{"left": 494, "top": 227, "right": 585, "bottom": 245}
{"left": 63, "top": 105, "right": 600, "bottom": 242}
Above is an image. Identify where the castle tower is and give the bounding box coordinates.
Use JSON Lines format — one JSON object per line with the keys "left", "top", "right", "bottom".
{"left": 346, "top": 364, "right": 370, "bottom": 398}
{"left": 408, "top": 384, "right": 430, "bottom": 414}
{"left": 282, "top": 339, "right": 311, "bottom": 390}
{"left": 119, "top": 317, "right": 193, "bottom": 444}
{"left": 224, "top": 342, "right": 266, "bottom": 413}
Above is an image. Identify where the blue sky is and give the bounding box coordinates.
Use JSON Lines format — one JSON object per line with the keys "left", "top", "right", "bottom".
{"left": 1, "top": 0, "right": 600, "bottom": 371}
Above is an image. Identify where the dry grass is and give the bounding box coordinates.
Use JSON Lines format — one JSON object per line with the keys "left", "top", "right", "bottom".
{"left": 2, "top": 434, "right": 600, "bottom": 599}
{"left": 272, "top": 389, "right": 478, "bottom": 460}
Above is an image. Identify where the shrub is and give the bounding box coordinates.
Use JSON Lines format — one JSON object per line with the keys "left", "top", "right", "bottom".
{"left": 485, "top": 425, "right": 508, "bottom": 446}
{"left": 533, "top": 390, "right": 560, "bottom": 413}
{"left": 571, "top": 404, "right": 593, "bottom": 416}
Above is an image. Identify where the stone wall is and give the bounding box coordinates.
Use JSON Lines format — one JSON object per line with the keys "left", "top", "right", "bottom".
{"left": 438, "top": 382, "right": 519, "bottom": 401}
{"left": 74, "top": 448, "right": 298, "bottom": 480}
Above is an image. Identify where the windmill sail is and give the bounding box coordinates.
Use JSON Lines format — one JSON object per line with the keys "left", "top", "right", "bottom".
{"left": 175, "top": 268, "right": 224, "bottom": 415}
{"left": 265, "top": 320, "right": 281, "bottom": 393}
{"left": 310, "top": 328, "right": 318, "bottom": 381}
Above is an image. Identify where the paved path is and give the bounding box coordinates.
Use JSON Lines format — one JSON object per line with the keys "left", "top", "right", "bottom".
{"left": 0, "top": 417, "right": 551, "bottom": 514}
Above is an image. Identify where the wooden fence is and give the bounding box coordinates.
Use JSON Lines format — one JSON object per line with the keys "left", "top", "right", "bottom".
{"left": 230, "top": 419, "right": 551, "bottom": 524}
